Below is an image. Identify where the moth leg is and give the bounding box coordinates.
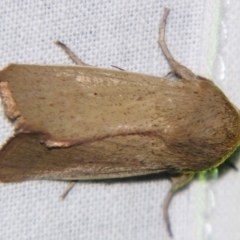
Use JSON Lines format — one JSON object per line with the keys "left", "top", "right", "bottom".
{"left": 225, "top": 161, "right": 238, "bottom": 171}
{"left": 111, "top": 65, "right": 125, "bottom": 71}
{"left": 55, "top": 40, "right": 90, "bottom": 66}
{"left": 164, "top": 71, "right": 175, "bottom": 78}
{"left": 60, "top": 181, "right": 77, "bottom": 200}
{"left": 159, "top": 8, "right": 196, "bottom": 80}
{"left": 163, "top": 173, "right": 194, "bottom": 237}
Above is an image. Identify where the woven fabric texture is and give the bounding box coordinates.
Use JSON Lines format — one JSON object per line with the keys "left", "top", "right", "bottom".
{"left": 0, "top": 1, "right": 240, "bottom": 240}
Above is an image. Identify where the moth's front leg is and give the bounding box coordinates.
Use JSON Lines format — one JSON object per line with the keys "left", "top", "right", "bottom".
{"left": 163, "top": 173, "right": 194, "bottom": 237}
{"left": 159, "top": 8, "right": 197, "bottom": 81}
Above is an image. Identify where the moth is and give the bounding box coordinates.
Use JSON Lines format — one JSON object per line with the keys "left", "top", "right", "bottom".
{"left": 0, "top": 8, "right": 239, "bottom": 237}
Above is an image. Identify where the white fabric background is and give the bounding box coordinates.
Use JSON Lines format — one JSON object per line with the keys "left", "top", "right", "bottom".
{"left": 0, "top": 0, "right": 240, "bottom": 240}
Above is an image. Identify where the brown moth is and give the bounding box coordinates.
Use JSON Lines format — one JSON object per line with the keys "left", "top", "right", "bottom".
{"left": 0, "top": 8, "right": 239, "bottom": 237}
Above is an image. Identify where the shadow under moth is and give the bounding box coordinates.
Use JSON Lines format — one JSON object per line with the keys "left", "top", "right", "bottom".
{"left": 0, "top": 8, "right": 239, "bottom": 237}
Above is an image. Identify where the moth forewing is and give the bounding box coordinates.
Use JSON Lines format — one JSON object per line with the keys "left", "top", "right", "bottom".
{"left": 0, "top": 64, "right": 239, "bottom": 172}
